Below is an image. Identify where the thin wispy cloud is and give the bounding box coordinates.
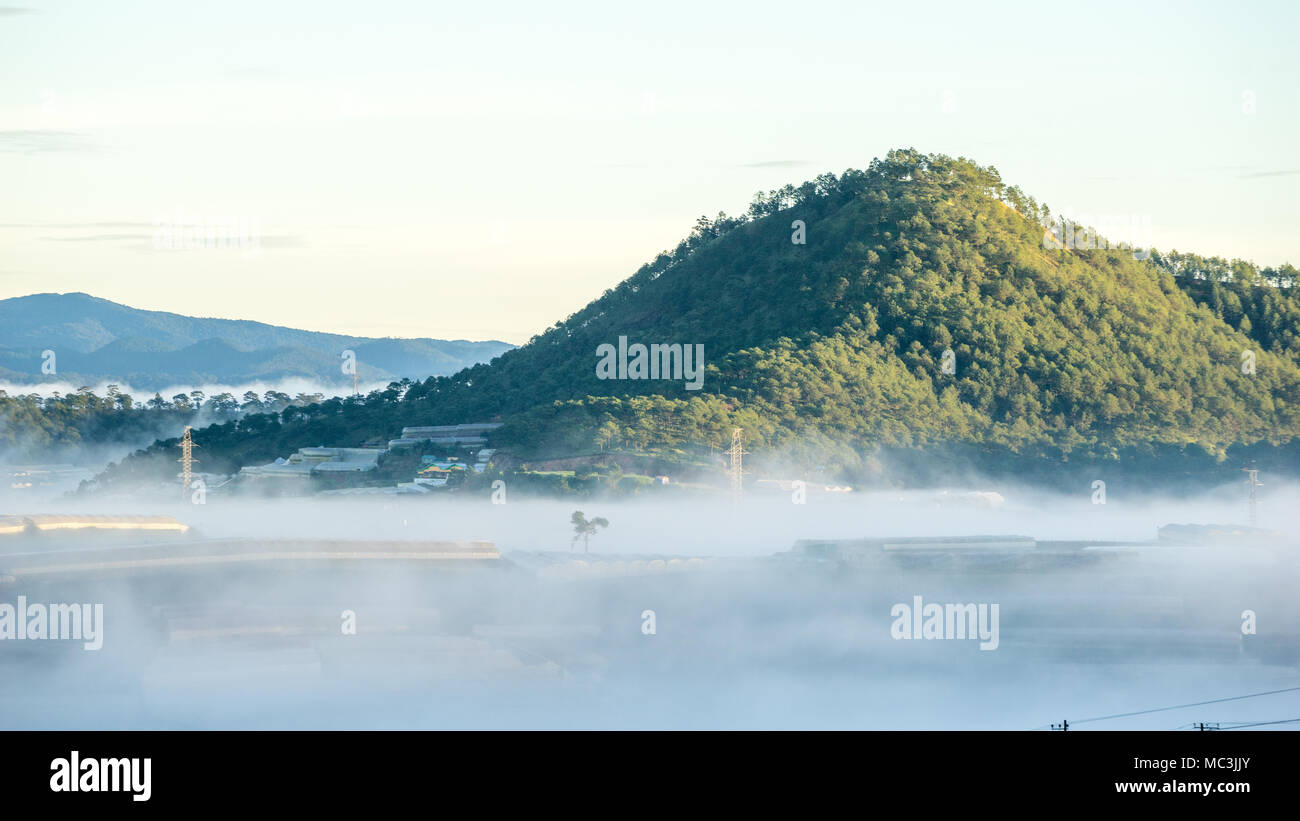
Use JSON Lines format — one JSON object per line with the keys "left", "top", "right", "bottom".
{"left": 258, "top": 236, "right": 305, "bottom": 249}
{"left": 0, "top": 221, "right": 153, "bottom": 229}
{"left": 1238, "top": 169, "right": 1300, "bottom": 179}
{"left": 223, "top": 66, "right": 282, "bottom": 78}
{"left": 0, "top": 6, "right": 37, "bottom": 16}
{"left": 739, "top": 160, "right": 812, "bottom": 168}
{"left": 40, "top": 234, "right": 154, "bottom": 242}
{"left": 112, "top": 235, "right": 305, "bottom": 252}
{"left": 0, "top": 130, "right": 94, "bottom": 153}
{"left": 14, "top": 225, "right": 302, "bottom": 250}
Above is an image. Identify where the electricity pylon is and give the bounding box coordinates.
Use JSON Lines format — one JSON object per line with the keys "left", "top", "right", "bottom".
{"left": 178, "top": 425, "right": 198, "bottom": 500}
{"left": 727, "top": 427, "right": 746, "bottom": 504}
{"left": 1242, "top": 467, "right": 1261, "bottom": 527}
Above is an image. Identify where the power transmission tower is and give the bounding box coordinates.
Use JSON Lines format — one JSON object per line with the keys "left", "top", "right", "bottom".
{"left": 1242, "top": 467, "right": 1261, "bottom": 527}
{"left": 727, "top": 427, "right": 746, "bottom": 504}
{"left": 178, "top": 425, "right": 198, "bottom": 500}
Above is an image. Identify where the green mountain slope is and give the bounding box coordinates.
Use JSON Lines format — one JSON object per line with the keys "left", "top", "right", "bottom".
{"left": 408, "top": 150, "right": 1300, "bottom": 453}
{"left": 91, "top": 149, "right": 1300, "bottom": 488}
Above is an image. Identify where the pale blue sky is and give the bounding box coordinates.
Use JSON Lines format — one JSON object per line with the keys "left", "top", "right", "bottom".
{"left": 1, "top": 0, "right": 1296, "bottom": 343}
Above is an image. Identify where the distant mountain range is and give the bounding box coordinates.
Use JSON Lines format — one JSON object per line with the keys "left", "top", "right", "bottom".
{"left": 0, "top": 293, "right": 514, "bottom": 392}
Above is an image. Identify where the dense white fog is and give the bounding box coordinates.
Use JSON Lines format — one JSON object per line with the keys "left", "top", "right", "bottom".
{"left": 1, "top": 480, "right": 1297, "bottom": 730}
{"left": 5, "top": 476, "right": 1296, "bottom": 554}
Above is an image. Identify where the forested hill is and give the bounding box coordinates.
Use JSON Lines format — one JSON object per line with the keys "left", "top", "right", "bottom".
{"left": 94, "top": 149, "right": 1300, "bottom": 486}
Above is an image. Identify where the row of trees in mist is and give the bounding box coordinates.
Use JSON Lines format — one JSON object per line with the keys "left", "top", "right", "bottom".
{"left": 0, "top": 386, "right": 327, "bottom": 464}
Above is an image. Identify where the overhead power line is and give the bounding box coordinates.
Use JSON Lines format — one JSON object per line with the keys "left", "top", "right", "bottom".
{"left": 1037, "top": 685, "right": 1300, "bottom": 729}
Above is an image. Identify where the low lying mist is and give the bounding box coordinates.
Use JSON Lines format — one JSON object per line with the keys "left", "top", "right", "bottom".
{"left": 0, "top": 378, "right": 390, "bottom": 405}
{"left": 1, "top": 481, "right": 1296, "bottom": 730}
